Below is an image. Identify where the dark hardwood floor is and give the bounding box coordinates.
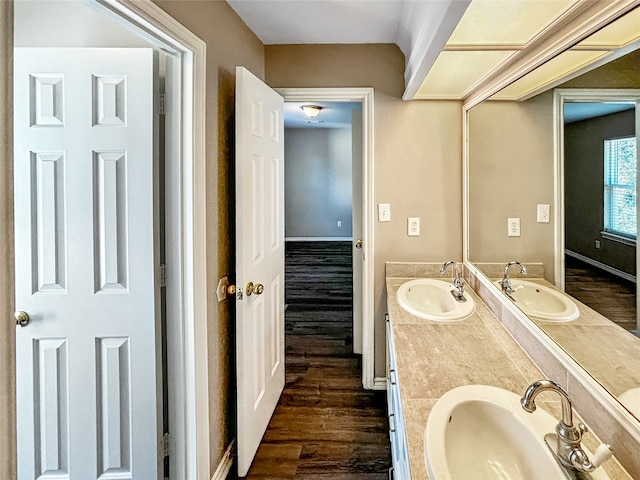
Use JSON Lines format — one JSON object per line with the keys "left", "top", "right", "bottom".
{"left": 237, "top": 241, "right": 391, "bottom": 479}
{"left": 564, "top": 255, "right": 637, "bottom": 333}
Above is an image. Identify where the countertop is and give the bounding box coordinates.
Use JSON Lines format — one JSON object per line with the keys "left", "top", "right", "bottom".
{"left": 385, "top": 274, "right": 632, "bottom": 480}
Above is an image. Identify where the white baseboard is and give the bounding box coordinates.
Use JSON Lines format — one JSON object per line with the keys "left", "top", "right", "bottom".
{"left": 211, "top": 440, "right": 234, "bottom": 480}
{"left": 286, "top": 236, "right": 353, "bottom": 242}
{"left": 372, "top": 376, "right": 387, "bottom": 390}
{"left": 565, "top": 249, "right": 636, "bottom": 284}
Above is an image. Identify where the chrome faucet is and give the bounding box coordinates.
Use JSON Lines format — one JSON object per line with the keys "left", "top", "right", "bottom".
{"left": 521, "top": 380, "right": 613, "bottom": 478}
{"left": 439, "top": 261, "right": 466, "bottom": 302}
{"left": 501, "top": 260, "right": 527, "bottom": 297}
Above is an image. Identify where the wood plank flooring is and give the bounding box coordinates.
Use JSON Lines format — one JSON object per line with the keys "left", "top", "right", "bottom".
{"left": 564, "top": 255, "right": 637, "bottom": 333}
{"left": 236, "top": 241, "right": 391, "bottom": 479}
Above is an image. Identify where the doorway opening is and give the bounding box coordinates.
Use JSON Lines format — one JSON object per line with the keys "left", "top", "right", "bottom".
{"left": 237, "top": 96, "right": 390, "bottom": 478}
{"left": 283, "top": 100, "right": 361, "bottom": 351}
{"left": 278, "top": 88, "right": 376, "bottom": 388}
{"left": 555, "top": 89, "right": 640, "bottom": 335}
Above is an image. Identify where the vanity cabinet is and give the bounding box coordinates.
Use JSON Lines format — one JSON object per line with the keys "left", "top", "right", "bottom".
{"left": 386, "top": 314, "right": 411, "bottom": 479}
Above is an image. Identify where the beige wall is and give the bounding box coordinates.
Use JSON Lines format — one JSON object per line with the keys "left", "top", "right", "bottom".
{"left": 152, "top": 0, "right": 265, "bottom": 475}
{"left": 285, "top": 127, "right": 353, "bottom": 238}
{"left": 468, "top": 50, "right": 640, "bottom": 285}
{"left": 468, "top": 92, "right": 556, "bottom": 281}
{"left": 266, "top": 45, "right": 463, "bottom": 376}
{"left": 0, "top": 3, "right": 15, "bottom": 478}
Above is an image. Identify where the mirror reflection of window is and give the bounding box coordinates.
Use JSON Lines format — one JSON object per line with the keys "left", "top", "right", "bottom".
{"left": 604, "top": 136, "right": 637, "bottom": 240}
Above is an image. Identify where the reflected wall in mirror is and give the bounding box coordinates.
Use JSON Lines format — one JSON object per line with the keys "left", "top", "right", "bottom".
{"left": 467, "top": 42, "right": 640, "bottom": 421}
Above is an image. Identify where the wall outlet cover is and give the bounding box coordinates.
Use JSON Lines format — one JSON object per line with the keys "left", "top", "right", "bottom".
{"left": 408, "top": 217, "right": 420, "bottom": 236}
{"left": 508, "top": 217, "right": 521, "bottom": 237}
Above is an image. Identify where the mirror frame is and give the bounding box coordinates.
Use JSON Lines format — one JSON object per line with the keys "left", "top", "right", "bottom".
{"left": 462, "top": 87, "right": 640, "bottom": 454}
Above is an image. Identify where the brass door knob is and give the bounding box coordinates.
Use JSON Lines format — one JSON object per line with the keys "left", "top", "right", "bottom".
{"left": 246, "top": 282, "right": 264, "bottom": 296}
{"left": 355, "top": 239, "right": 363, "bottom": 249}
{"left": 15, "top": 311, "right": 30, "bottom": 327}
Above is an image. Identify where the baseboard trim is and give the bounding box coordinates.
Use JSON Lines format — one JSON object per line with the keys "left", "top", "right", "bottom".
{"left": 211, "top": 440, "right": 234, "bottom": 480}
{"left": 286, "top": 237, "right": 353, "bottom": 242}
{"left": 372, "top": 376, "right": 387, "bottom": 390}
{"left": 565, "top": 249, "right": 636, "bottom": 284}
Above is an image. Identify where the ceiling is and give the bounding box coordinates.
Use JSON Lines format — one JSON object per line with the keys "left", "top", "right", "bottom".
{"left": 564, "top": 103, "right": 635, "bottom": 124}
{"left": 228, "top": 0, "right": 640, "bottom": 102}
{"left": 284, "top": 102, "right": 361, "bottom": 128}
{"left": 226, "top": 0, "right": 406, "bottom": 45}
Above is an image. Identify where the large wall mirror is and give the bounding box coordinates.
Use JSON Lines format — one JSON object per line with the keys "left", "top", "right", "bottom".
{"left": 466, "top": 6, "right": 640, "bottom": 422}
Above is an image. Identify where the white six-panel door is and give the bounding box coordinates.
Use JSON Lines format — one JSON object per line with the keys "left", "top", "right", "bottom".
{"left": 235, "top": 66, "right": 285, "bottom": 477}
{"left": 14, "top": 48, "right": 161, "bottom": 479}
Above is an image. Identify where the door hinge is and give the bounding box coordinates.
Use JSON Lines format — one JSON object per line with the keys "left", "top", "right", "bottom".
{"left": 160, "top": 264, "right": 167, "bottom": 288}
{"left": 159, "top": 93, "right": 166, "bottom": 115}
{"left": 163, "top": 432, "right": 170, "bottom": 458}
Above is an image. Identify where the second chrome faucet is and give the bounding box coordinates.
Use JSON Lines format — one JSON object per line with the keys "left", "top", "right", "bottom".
{"left": 501, "top": 260, "right": 527, "bottom": 297}
{"left": 521, "top": 379, "right": 613, "bottom": 479}
{"left": 439, "top": 260, "right": 467, "bottom": 302}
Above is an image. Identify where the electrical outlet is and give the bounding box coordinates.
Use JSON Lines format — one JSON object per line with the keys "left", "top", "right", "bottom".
{"left": 408, "top": 217, "right": 420, "bottom": 236}
{"left": 337, "top": 220, "right": 342, "bottom": 227}
{"left": 595, "top": 239, "right": 601, "bottom": 249}
{"left": 508, "top": 218, "right": 521, "bottom": 237}
{"left": 537, "top": 204, "right": 550, "bottom": 223}
{"left": 378, "top": 203, "right": 391, "bottom": 222}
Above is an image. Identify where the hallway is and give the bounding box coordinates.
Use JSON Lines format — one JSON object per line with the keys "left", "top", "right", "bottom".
{"left": 240, "top": 241, "right": 391, "bottom": 479}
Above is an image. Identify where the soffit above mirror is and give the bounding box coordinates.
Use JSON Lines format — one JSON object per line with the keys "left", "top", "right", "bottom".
{"left": 415, "top": 0, "right": 640, "bottom": 101}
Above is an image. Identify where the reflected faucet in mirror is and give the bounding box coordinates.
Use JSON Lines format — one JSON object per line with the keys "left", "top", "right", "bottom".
{"left": 500, "top": 261, "right": 527, "bottom": 298}
{"left": 439, "top": 261, "right": 467, "bottom": 303}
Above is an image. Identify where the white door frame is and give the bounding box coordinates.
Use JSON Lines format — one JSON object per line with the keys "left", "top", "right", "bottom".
{"left": 89, "top": 1, "right": 208, "bottom": 478}
{"left": 553, "top": 88, "right": 640, "bottom": 333}
{"left": 277, "top": 88, "right": 376, "bottom": 389}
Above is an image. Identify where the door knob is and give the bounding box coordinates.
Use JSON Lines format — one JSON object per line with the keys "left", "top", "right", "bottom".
{"left": 246, "top": 282, "right": 264, "bottom": 296}
{"left": 355, "top": 239, "right": 363, "bottom": 249}
{"left": 15, "top": 311, "right": 30, "bottom": 327}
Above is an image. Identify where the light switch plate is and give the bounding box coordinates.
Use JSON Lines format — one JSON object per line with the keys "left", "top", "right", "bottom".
{"left": 508, "top": 218, "right": 521, "bottom": 237}
{"left": 378, "top": 203, "right": 391, "bottom": 222}
{"left": 408, "top": 217, "right": 420, "bottom": 236}
{"left": 537, "top": 204, "right": 550, "bottom": 223}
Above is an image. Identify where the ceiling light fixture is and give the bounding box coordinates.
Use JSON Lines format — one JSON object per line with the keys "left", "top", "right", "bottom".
{"left": 301, "top": 105, "right": 323, "bottom": 118}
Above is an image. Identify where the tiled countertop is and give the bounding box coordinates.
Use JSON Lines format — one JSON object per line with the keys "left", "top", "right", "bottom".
{"left": 489, "top": 277, "right": 640, "bottom": 402}
{"left": 385, "top": 274, "right": 632, "bottom": 480}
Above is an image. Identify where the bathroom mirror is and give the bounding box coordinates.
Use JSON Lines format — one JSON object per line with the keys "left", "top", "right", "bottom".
{"left": 467, "top": 7, "right": 640, "bottom": 422}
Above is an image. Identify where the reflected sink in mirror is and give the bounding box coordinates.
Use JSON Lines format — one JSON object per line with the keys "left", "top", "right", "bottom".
{"left": 493, "top": 279, "right": 579, "bottom": 322}
{"left": 424, "top": 385, "right": 610, "bottom": 480}
{"left": 620, "top": 388, "right": 640, "bottom": 418}
{"left": 396, "top": 278, "right": 475, "bottom": 322}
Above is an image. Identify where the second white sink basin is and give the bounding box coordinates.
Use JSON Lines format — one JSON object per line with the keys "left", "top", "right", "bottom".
{"left": 494, "top": 279, "right": 579, "bottom": 322}
{"left": 620, "top": 387, "right": 640, "bottom": 418}
{"left": 396, "top": 278, "right": 475, "bottom": 322}
{"left": 424, "top": 385, "right": 610, "bottom": 480}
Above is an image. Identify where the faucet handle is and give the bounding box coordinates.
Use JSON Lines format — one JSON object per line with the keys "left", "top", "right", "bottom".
{"left": 591, "top": 444, "right": 614, "bottom": 468}
{"left": 570, "top": 443, "right": 614, "bottom": 472}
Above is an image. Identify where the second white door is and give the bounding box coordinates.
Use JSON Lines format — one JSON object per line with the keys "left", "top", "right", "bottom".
{"left": 235, "top": 66, "right": 286, "bottom": 477}
{"left": 14, "top": 48, "right": 162, "bottom": 479}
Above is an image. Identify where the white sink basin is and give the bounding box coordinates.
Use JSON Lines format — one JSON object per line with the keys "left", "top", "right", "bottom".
{"left": 424, "top": 385, "right": 610, "bottom": 480}
{"left": 619, "top": 387, "right": 640, "bottom": 418}
{"left": 493, "top": 279, "right": 579, "bottom": 322}
{"left": 396, "top": 278, "right": 475, "bottom": 322}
